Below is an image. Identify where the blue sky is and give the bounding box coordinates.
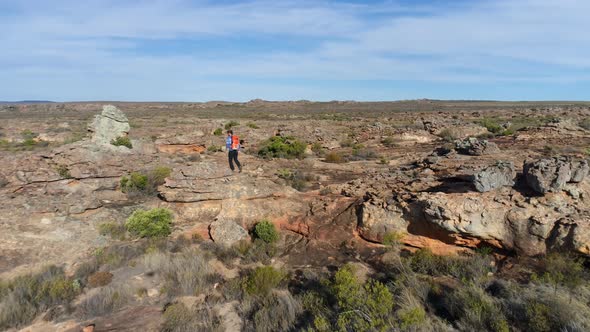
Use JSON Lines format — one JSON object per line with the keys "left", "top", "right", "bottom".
{"left": 1, "top": 0, "right": 589, "bottom": 101}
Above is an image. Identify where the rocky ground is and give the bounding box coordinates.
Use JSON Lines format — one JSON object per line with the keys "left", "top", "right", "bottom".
{"left": 2, "top": 101, "right": 590, "bottom": 331}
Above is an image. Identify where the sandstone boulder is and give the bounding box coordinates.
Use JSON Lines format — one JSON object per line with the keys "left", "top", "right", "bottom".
{"left": 454, "top": 137, "right": 500, "bottom": 156}
{"left": 523, "top": 157, "right": 588, "bottom": 194}
{"left": 472, "top": 161, "right": 515, "bottom": 192}
{"left": 88, "top": 105, "right": 130, "bottom": 146}
{"left": 209, "top": 219, "right": 249, "bottom": 246}
{"left": 357, "top": 200, "right": 407, "bottom": 242}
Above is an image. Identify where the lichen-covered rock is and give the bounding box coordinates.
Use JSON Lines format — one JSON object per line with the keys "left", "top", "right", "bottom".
{"left": 454, "top": 137, "right": 500, "bottom": 156}
{"left": 88, "top": 105, "right": 130, "bottom": 145}
{"left": 209, "top": 219, "right": 249, "bottom": 247}
{"left": 523, "top": 156, "right": 588, "bottom": 194}
{"left": 472, "top": 161, "right": 515, "bottom": 192}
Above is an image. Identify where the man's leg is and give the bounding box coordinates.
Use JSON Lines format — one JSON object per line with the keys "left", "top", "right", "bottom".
{"left": 228, "top": 151, "right": 235, "bottom": 171}
{"left": 234, "top": 151, "right": 242, "bottom": 172}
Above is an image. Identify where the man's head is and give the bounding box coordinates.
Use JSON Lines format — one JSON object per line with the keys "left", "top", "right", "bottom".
{"left": 227, "top": 130, "right": 233, "bottom": 136}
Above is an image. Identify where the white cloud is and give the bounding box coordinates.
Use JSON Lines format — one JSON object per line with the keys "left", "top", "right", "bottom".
{"left": 0, "top": 0, "right": 589, "bottom": 100}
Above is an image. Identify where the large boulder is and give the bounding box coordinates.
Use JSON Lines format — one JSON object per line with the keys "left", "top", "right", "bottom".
{"left": 209, "top": 219, "right": 249, "bottom": 246}
{"left": 472, "top": 161, "right": 515, "bottom": 192}
{"left": 454, "top": 137, "right": 500, "bottom": 156}
{"left": 523, "top": 157, "right": 589, "bottom": 194}
{"left": 88, "top": 105, "right": 130, "bottom": 145}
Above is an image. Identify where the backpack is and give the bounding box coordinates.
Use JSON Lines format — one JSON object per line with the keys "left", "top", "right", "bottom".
{"left": 231, "top": 135, "right": 240, "bottom": 150}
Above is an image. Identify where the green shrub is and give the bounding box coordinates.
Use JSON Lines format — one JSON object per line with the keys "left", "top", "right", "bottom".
{"left": 254, "top": 220, "right": 279, "bottom": 244}
{"left": 120, "top": 172, "right": 148, "bottom": 192}
{"left": 125, "top": 208, "right": 173, "bottom": 238}
{"left": 111, "top": 136, "right": 132, "bottom": 148}
{"left": 479, "top": 118, "right": 504, "bottom": 134}
{"left": 258, "top": 136, "right": 306, "bottom": 159}
{"left": 244, "top": 266, "right": 286, "bottom": 297}
{"left": 213, "top": 128, "right": 223, "bottom": 136}
{"left": 120, "top": 166, "right": 171, "bottom": 195}
{"left": 398, "top": 307, "right": 427, "bottom": 330}
{"left": 247, "top": 122, "right": 259, "bottom": 129}
{"left": 331, "top": 264, "right": 394, "bottom": 331}
{"left": 21, "top": 129, "right": 37, "bottom": 140}
{"left": 324, "top": 151, "right": 345, "bottom": 163}
{"left": 382, "top": 231, "right": 404, "bottom": 247}
{"left": 224, "top": 121, "right": 240, "bottom": 130}
{"left": 533, "top": 252, "right": 585, "bottom": 294}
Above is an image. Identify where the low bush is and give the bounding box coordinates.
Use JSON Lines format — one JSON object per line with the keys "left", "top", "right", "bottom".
{"left": 437, "top": 128, "right": 457, "bottom": 142}
{"left": 244, "top": 266, "right": 287, "bottom": 297}
{"left": 381, "top": 136, "right": 398, "bottom": 147}
{"left": 247, "top": 122, "right": 259, "bottom": 129}
{"left": 350, "top": 147, "right": 378, "bottom": 160}
{"left": 258, "top": 136, "right": 306, "bottom": 159}
{"left": 98, "top": 221, "right": 126, "bottom": 240}
{"left": 251, "top": 291, "right": 302, "bottom": 332}
{"left": 87, "top": 272, "right": 113, "bottom": 288}
{"left": 111, "top": 136, "right": 132, "bottom": 149}
{"left": 120, "top": 166, "right": 171, "bottom": 195}
{"left": 125, "top": 208, "right": 173, "bottom": 238}
{"left": 445, "top": 285, "right": 509, "bottom": 332}
{"left": 142, "top": 248, "right": 211, "bottom": 296}
{"left": 207, "top": 145, "right": 222, "bottom": 153}
{"left": 531, "top": 252, "right": 585, "bottom": 294}
{"left": 254, "top": 220, "right": 279, "bottom": 244}
{"left": 330, "top": 264, "right": 394, "bottom": 331}
{"left": 224, "top": 121, "right": 240, "bottom": 130}
{"left": 213, "top": 128, "right": 223, "bottom": 136}
{"left": 408, "top": 248, "right": 494, "bottom": 282}
{"left": 579, "top": 118, "right": 590, "bottom": 130}
{"left": 479, "top": 118, "right": 504, "bottom": 135}
{"left": 77, "top": 285, "right": 132, "bottom": 318}
{"left": 162, "top": 302, "right": 219, "bottom": 332}
{"left": 324, "top": 151, "right": 345, "bottom": 163}
{"left": 0, "top": 265, "right": 80, "bottom": 329}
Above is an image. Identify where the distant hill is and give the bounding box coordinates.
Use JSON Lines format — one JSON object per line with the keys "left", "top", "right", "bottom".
{"left": 0, "top": 100, "right": 54, "bottom": 104}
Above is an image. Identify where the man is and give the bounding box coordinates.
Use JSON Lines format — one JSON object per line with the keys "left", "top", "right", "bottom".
{"left": 226, "top": 130, "right": 242, "bottom": 172}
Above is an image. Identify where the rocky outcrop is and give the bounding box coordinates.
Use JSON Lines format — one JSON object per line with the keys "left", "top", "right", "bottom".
{"left": 454, "top": 137, "right": 500, "bottom": 156}
{"left": 472, "top": 161, "right": 515, "bottom": 192}
{"left": 356, "top": 199, "right": 407, "bottom": 242}
{"left": 413, "top": 180, "right": 590, "bottom": 256}
{"left": 88, "top": 105, "right": 130, "bottom": 146}
{"left": 523, "top": 157, "right": 589, "bottom": 194}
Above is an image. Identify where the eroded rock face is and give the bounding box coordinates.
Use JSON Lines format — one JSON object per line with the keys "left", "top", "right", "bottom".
{"left": 413, "top": 181, "right": 590, "bottom": 256}
{"left": 472, "top": 161, "right": 515, "bottom": 192}
{"left": 454, "top": 137, "right": 500, "bottom": 156}
{"left": 357, "top": 200, "right": 407, "bottom": 242}
{"left": 88, "top": 105, "right": 130, "bottom": 145}
{"left": 523, "top": 157, "right": 589, "bottom": 194}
